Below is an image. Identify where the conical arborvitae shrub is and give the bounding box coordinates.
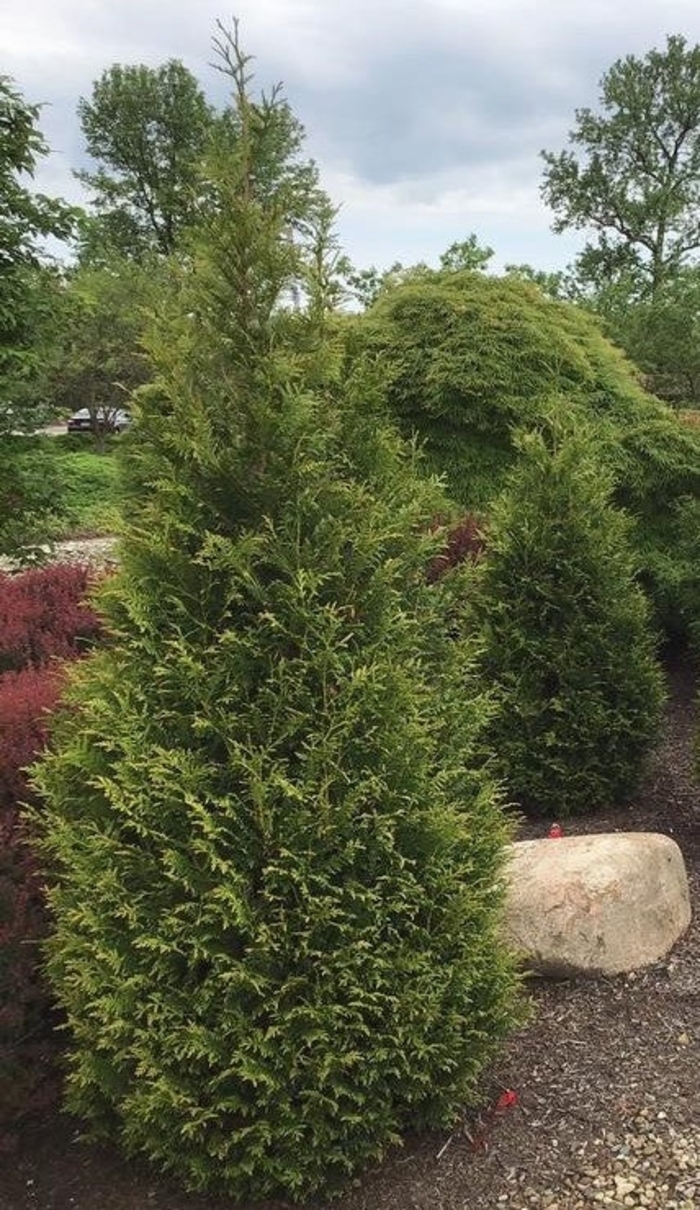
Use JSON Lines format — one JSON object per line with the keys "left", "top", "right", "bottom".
{"left": 33, "top": 27, "right": 520, "bottom": 1202}
{"left": 471, "top": 412, "right": 664, "bottom": 818}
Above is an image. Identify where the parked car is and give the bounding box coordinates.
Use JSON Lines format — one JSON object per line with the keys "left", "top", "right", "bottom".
{"left": 66, "top": 407, "right": 131, "bottom": 435}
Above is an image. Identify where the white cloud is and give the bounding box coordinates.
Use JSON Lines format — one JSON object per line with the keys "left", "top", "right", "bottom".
{"left": 6, "top": 0, "right": 700, "bottom": 272}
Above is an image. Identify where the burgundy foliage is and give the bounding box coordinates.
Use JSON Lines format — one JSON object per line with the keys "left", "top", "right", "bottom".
{"left": 0, "top": 565, "right": 104, "bottom": 1133}
{"left": 0, "top": 806, "right": 61, "bottom": 1129}
{"left": 427, "top": 513, "right": 487, "bottom": 584}
{"left": 0, "top": 666, "right": 65, "bottom": 810}
{"left": 0, "top": 563, "right": 102, "bottom": 674}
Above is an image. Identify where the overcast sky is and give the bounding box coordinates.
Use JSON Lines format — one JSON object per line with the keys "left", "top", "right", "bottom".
{"left": 6, "top": 0, "right": 700, "bottom": 274}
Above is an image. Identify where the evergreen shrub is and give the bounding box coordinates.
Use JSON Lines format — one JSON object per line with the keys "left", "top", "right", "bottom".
{"left": 33, "top": 30, "right": 521, "bottom": 1203}
{"left": 471, "top": 413, "right": 665, "bottom": 817}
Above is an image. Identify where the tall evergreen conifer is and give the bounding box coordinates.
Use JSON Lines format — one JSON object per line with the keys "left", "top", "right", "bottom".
{"left": 472, "top": 412, "right": 664, "bottom": 818}
{"left": 34, "top": 25, "right": 519, "bottom": 1201}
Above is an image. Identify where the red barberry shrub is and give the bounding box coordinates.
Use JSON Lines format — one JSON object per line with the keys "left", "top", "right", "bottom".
{"left": 0, "top": 665, "right": 66, "bottom": 1131}
{"left": 0, "top": 809, "right": 61, "bottom": 1129}
{"left": 0, "top": 564, "right": 102, "bottom": 674}
{"left": 0, "top": 666, "right": 65, "bottom": 809}
{"left": 427, "top": 513, "right": 486, "bottom": 583}
{"left": 0, "top": 563, "right": 105, "bottom": 1133}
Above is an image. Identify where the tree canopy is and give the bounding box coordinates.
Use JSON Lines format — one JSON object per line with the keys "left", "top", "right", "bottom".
{"left": 541, "top": 35, "right": 700, "bottom": 297}
{"left": 0, "top": 75, "right": 75, "bottom": 432}
{"left": 77, "top": 60, "right": 215, "bottom": 259}
{"left": 76, "top": 44, "right": 331, "bottom": 265}
{"left": 42, "top": 260, "right": 157, "bottom": 445}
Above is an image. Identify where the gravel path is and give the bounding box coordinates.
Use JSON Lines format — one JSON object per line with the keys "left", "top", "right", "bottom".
{"left": 337, "top": 649, "right": 700, "bottom": 1210}
{"left": 49, "top": 536, "right": 118, "bottom": 569}
{"left": 0, "top": 536, "right": 118, "bottom": 575}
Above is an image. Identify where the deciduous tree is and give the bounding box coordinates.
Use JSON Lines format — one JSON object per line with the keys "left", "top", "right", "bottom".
{"left": 77, "top": 60, "right": 215, "bottom": 258}
{"left": 45, "top": 260, "right": 157, "bottom": 448}
{"left": 0, "top": 75, "right": 74, "bottom": 432}
{"left": 0, "top": 76, "right": 75, "bottom": 559}
{"left": 541, "top": 35, "right": 700, "bottom": 296}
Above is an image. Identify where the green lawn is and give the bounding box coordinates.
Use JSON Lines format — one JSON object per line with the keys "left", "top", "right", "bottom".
{"left": 12, "top": 435, "right": 123, "bottom": 539}
{"left": 51, "top": 444, "right": 121, "bottom": 537}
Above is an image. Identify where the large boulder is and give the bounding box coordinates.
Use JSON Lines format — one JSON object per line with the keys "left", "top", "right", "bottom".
{"left": 504, "top": 832, "right": 691, "bottom": 977}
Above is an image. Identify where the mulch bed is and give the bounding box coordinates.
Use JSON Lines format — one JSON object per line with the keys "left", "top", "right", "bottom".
{"left": 2, "top": 648, "right": 698, "bottom": 1210}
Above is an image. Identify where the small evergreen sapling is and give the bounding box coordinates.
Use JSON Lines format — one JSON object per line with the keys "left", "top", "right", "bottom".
{"left": 34, "top": 24, "right": 520, "bottom": 1202}
{"left": 471, "top": 412, "right": 664, "bottom": 817}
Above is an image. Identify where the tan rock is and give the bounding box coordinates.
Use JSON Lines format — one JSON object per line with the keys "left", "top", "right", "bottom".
{"left": 503, "top": 832, "right": 691, "bottom": 977}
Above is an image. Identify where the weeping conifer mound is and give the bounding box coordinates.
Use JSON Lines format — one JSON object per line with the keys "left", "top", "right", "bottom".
{"left": 33, "top": 29, "right": 520, "bottom": 1202}
{"left": 354, "top": 272, "right": 700, "bottom": 637}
